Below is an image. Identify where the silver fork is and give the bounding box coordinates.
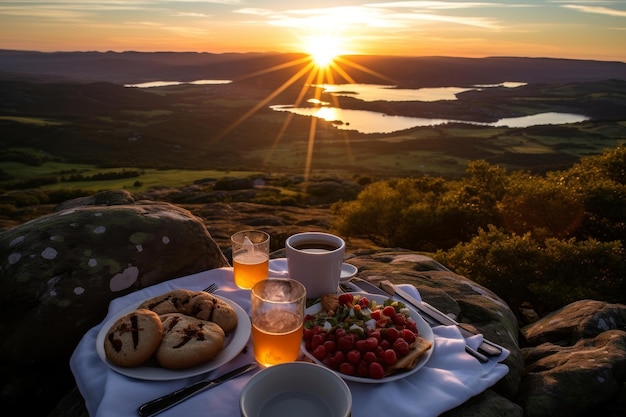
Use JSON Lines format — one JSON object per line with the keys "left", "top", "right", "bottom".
{"left": 203, "top": 283, "right": 219, "bottom": 293}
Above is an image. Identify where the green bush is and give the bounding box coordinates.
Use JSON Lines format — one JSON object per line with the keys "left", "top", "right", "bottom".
{"left": 497, "top": 173, "right": 586, "bottom": 240}
{"left": 433, "top": 227, "right": 625, "bottom": 314}
{"left": 332, "top": 162, "right": 510, "bottom": 249}
{"left": 332, "top": 145, "right": 626, "bottom": 312}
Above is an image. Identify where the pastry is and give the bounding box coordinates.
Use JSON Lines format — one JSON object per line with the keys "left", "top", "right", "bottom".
{"left": 156, "top": 313, "right": 226, "bottom": 370}
{"left": 103, "top": 309, "right": 163, "bottom": 367}
{"left": 186, "top": 292, "right": 238, "bottom": 333}
{"left": 137, "top": 289, "right": 195, "bottom": 315}
{"left": 139, "top": 289, "right": 238, "bottom": 333}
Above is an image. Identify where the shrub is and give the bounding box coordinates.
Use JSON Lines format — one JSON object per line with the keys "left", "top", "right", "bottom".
{"left": 333, "top": 147, "right": 626, "bottom": 312}
{"left": 434, "top": 226, "right": 625, "bottom": 314}
{"left": 497, "top": 173, "right": 585, "bottom": 240}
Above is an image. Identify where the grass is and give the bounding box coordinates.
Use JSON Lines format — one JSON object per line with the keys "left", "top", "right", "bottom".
{"left": 0, "top": 116, "right": 65, "bottom": 126}
{"left": 0, "top": 159, "right": 263, "bottom": 193}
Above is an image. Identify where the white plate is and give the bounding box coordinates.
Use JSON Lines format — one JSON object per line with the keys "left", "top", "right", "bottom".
{"left": 301, "top": 292, "right": 434, "bottom": 383}
{"left": 96, "top": 292, "right": 251, "bottom": 381}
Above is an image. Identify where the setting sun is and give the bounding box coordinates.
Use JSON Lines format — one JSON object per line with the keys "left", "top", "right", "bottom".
{"left": 304, "top": 35, "right": 343, "bottom": 67}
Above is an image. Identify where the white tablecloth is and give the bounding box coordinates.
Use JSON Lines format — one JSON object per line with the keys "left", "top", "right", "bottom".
{"left": 71, "top": 261, "right": 509, "bottom": 417}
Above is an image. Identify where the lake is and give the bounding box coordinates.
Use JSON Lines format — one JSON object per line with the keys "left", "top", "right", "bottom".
{"left": 314, "top": 82, "right": 527, "bottom": 102}
{"left": 272, "top": 83, "right": 589, "bottom": 133}
{"left": 125, "top": 80, "right": 589, "bottom": 133}
{"left": 270, "top": 105, "right": 589, "bottom": 133}
{"left": 125, "top": 80, "right": 232, "bottom": 88}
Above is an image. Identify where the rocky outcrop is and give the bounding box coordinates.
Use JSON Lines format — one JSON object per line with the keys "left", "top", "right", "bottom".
{"left": 330, "top": 252, "right": 626, "bottom": 417}
{"left": 519, "top": 301, "right": 626, "bottom": 417}
{"left": 0, "top": 192, "right": 624, "bottom": 416}
{"left": 0, "top": 191, "right": 229, "bottom": 415}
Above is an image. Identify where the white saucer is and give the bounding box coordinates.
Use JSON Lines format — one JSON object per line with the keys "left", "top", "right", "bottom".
{"left": 270, "top": 258, "right": 357, "bottom": 281}
{"left": 340, "top": 263, "right": 358, "bottom": 281}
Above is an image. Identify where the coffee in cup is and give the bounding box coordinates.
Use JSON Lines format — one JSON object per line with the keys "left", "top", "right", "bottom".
{"left": 285, "top": 232, "right": 345, "bottom": 299}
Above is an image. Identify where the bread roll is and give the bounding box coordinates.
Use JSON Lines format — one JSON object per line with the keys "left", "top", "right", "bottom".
{"left": 187, "top": 292, "right": 238, "bottom": 333}
{"left": 137, "top": 289, "right": 195, "bottom": 315}
{"left": 103, "top": 309, "right": 163, "bottom": 367}
{"left": 156, "top": 313, "right": 225, "bottom": 370}
{"left": 139, "top": 289, "right": 238, "bottom": 333}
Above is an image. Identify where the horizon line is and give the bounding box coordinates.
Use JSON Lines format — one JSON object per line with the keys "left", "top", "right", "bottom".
{"left": 1, "top": 48, "right": 625, "bottom": 65}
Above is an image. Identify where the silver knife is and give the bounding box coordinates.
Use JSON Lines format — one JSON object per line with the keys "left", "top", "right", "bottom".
{"left": 348, "top": 278, "right": 492, "bottom": 363}
{"left": 137, "top": 363, "right": 258, "bottom": 417}
{"left": 379, "top": 280, "right": 503, "bottom": 357}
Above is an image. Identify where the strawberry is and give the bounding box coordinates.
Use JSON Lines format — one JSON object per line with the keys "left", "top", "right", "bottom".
{"left": 383, "top": 349, "right": 398, "bottom": 366}
{"left": 401, "top": 328, "right": 417, "bottom": 344}
{"left": 382, "top": 305, "right": 396, "bottom": 317}
{"left": 369, "top": 362, "right": 385, "bottom": 379}
{"left": 338, "top": 293, "right": 354, "bottom": 306}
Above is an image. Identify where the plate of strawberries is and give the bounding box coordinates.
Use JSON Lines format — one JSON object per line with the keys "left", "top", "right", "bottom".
{"left": 301, "top": 292, "right": 434, "bottom": 383}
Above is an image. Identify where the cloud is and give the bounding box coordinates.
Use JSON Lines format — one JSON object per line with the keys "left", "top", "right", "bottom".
{"left": 234, "top": 8, "right": 274, "bottom": 16}
{"left": 397, "top": 12, "right": 500, "bottom": 29}
{"left": 125, "top": 21, "right": 160, "bottom": 27}
{"left": 365, "top": 1, "right": 495, "bottom": 10}
{"left": 562, "top": 4, "right": 626, "bottom": 17}
{"left": 235, "top": 3, "right": 502, "bottom": 31}
{"left": 174, "top": 12, "right": 210, "bottom": 18}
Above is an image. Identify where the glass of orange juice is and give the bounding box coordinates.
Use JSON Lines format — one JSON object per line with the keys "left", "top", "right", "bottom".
{"left": 250, "top": 278, "right": 306, "bottom": 367}
{"left": 231, "top": 230, "right": 270, "bottom": 289}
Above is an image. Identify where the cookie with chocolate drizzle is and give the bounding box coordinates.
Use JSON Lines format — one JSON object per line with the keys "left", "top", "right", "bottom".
{"left": 103, "top": 309, "right": 163, "bottom": 367}
{"left": 156, "top": 313, "right": 226, "bottom": 370}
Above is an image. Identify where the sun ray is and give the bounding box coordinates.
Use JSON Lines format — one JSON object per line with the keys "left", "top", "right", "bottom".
{"left": 334, "top": 56, "right": 398, "bottom": 85}
{"left": 320, "top": 62, "right": 357, "bottom": 168}
{"left": 209, "top": 33, "right": 400, "bottom": 182}
{"left": 299, "top": 64, "right": 336, "bottom": 181}
{"left": 210, "top": 60, "right": 316, "bottom": 144}
{"left": 263, "top": 63, "right": 321, "bottom": 166}
{"left": 235, "top": 55, "right": 312, "bottom": 81}
{"left": 304, "top": 112, "right": 319, "bottom": 183}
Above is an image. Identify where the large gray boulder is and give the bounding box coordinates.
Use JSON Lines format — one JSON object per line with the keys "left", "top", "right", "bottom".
{"left": 519, "top": 300, "right": 626, "bottom": 417}
{"left": 0, "top": 190, "right": 229, "bottom": 414}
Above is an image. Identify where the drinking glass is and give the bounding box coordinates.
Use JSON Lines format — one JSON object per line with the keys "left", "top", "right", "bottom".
{"left": 250, "top": 278, "right": 306, "bottom": 367}
{"left": 231, "top": 230, "right": 270, "bottom": 289}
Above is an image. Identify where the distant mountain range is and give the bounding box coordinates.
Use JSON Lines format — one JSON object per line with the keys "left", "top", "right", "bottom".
{"left": 1, "top": 50, "right": 625, "bottom": 86}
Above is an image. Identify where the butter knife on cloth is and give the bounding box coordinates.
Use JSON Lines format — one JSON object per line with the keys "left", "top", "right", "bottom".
{"left": 138, "top": 363, "right": 259, "bottom": 417}
{"left": 348, "top": 277, "right": 503, "bottom": 360}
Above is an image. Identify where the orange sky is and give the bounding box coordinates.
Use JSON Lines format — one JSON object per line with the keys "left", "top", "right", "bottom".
{"left": 1, "top": 1, "right": 625, "bottom": 62}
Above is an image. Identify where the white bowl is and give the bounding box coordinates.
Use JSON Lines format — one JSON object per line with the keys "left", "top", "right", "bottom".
{"left": 240, "top": 361, "right": 352, "bottom": 417}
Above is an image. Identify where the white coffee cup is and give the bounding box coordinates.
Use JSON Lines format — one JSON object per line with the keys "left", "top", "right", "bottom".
{"left": 285, "top": 232, "right": 346, "bottom": 299}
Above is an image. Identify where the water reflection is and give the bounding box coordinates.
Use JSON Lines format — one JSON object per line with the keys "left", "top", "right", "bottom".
{"left": 125, "top": 80, "right": 232, "bottom": 88}
{"left": 314, "top": 82, "right": 527, "bottom": 102}
{"left": 492, "top": 112, "right": 588, "bottom": 128}
{"left": 316, "top": 84, "right": 472, "bottom": 102}
{"left": 270, "top": 105, "right": 589, "bottom": 134}
{"left": 272, "top": 81, "right": 588, "bottom": 133}
{"left": 271, "top": 105, "right": 450, "bottom": 133}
